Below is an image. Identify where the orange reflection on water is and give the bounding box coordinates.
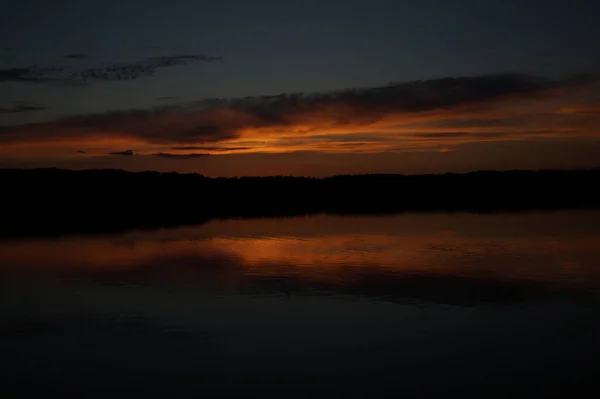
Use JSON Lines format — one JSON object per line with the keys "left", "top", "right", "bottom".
{"left": 1, "top": 212, "right": 600, "bottom": 290}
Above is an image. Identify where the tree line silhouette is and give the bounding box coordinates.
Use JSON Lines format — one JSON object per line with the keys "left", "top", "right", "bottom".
{"left": 2, "top": 168, "right": 600, "bottom": 238}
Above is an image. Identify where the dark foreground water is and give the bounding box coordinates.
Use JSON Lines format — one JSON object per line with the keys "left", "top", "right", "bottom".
{"left": 2, "top": 211, "right": 600, "bottom": 398}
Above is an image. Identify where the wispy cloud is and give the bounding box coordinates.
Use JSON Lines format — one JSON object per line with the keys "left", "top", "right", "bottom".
{"left": 558, "top": 105, "right": 600, "bottom": 115}
{"left": 146, "top": 54, "right": 223, "bottom": 66}
{"left": 152, "top": 152, "right": 210, "bottom": 159}
{"left": 0, "top": 66, "right": 64, "bottom": 83}
{"left": 1, "top": 53, "right": 223, "bottom": 85}
{"left": 0, "top": 103, "right": 48, "bottom": 114}
{"left": 170, "top": 146, "right": 251, "bottom": 151}
{"left": 62, "top": 54, "right": 223, "bottom": 85}
{"left": 1, "top": 73, "right": 598, "bottom": 158}
{"left": 63, "top": 53, "right": 90, "bottom": 60}
{"left": 108, "top": 149, "right": 137, "bottom": 156}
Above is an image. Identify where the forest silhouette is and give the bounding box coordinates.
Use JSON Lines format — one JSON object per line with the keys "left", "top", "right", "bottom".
{"left": 2, "top": 168, "right": 599, "bottom": 238}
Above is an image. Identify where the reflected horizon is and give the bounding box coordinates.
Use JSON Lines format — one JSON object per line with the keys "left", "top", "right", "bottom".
{"left": 3, "top": 211, "right": 600, "bottom": 304}
{"left": 3, "top": 211, "right": 600, "bottom": 398}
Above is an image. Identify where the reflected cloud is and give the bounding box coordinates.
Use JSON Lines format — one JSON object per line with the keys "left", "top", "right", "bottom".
{"left": 2, "top": 212, "right": 600, "bottom": 307}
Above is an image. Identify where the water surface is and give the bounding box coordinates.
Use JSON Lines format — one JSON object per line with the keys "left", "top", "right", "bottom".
{"left": 2, "top": 211, "right": 600, "bottom": 397}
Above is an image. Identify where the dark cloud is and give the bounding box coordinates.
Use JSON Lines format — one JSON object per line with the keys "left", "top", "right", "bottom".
{"left": 416, "top": 132, "right": 508, "bottom": 139}
{"left": 428, "top": 117, "right": 526, "bottom": 129}
{"left": 302, "top": 133, "right": 393, "bottom": 142}
{"left": 0, "top": 66, "right": 64, "bottom": 83}
{"left": 36, "top": 107, "right": 241, "bottom": 144}
{"left": 2, "top": 54, "right": 222, "bottom": 85}
{"left": 186, "top": 72, "right": 594, "bottom": 122}
{"left": 77, "top": 149, "right": 86, "bottom": 154}
{"left": 1, "top": 47, "right": 17, "bottom": 51}
{"left": 62, "top": 54, "right": 223, "bottom": 85}
{"left": 157, "top": 96, "right": 177, "bottom": 100}
{"left": 108, "top": 149, "right": 137, "bottom": 156}
{"left": 152, "top": 152, "right": 210, "bottom": 159}
{"left": 63, "top": 53, "right": 90, "bottom": 60}
{"left": 0, "top": 73, "right": 596, "bottom": 146}
{"left": 170, "top": 146, "right": 251, "bottom": 151}
{"left": 145, "top": 54, "right": 223, "bottom": 67}
{"left": 0, "top": 103, "right": 48, "bottom": 114}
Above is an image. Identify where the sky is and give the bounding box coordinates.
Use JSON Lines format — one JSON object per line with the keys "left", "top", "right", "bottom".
{"left": 1, "top": 0, "right": 600, "bottom": 176}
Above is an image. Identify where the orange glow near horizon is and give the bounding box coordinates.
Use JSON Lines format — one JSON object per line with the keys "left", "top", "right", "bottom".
{"left": 1, "top": 81, "right": 599, "bottom": 167}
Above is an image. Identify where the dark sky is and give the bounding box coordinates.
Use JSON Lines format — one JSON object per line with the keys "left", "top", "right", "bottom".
{"left": 1, "top": 0, "right": 600, "bottom": 176}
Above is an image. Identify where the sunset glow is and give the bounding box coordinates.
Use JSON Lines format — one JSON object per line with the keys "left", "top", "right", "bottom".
{"left": 1, "top": 76, "right": 599, "bottom": 168}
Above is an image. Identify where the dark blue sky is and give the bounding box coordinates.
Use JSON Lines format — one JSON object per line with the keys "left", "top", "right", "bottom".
{"left": 1, "top": 0, "right": 600, "bottom": 175}
{"left": 2, "top": 0, "right": 599, "bottom": 120}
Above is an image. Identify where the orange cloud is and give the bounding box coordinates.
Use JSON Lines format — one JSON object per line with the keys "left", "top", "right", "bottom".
{"left": 0, "top": 73, "right": 598, "bottom": 159}
{"left": 558, "top": 105, "right": 600, "bottom": 115}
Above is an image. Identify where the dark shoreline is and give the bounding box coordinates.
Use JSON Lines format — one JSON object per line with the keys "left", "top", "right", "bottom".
{"left": 2, "top": 167, "right": 600, "bottom": 239}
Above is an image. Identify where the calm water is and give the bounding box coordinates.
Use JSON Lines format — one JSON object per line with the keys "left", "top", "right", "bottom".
{"left": 2, "top": 211, "right": 600, "bottom": 398}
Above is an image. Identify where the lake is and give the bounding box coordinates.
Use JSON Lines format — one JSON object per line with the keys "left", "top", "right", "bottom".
{"left": 2, "top": 211, "right": 600, "bottom": 398}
